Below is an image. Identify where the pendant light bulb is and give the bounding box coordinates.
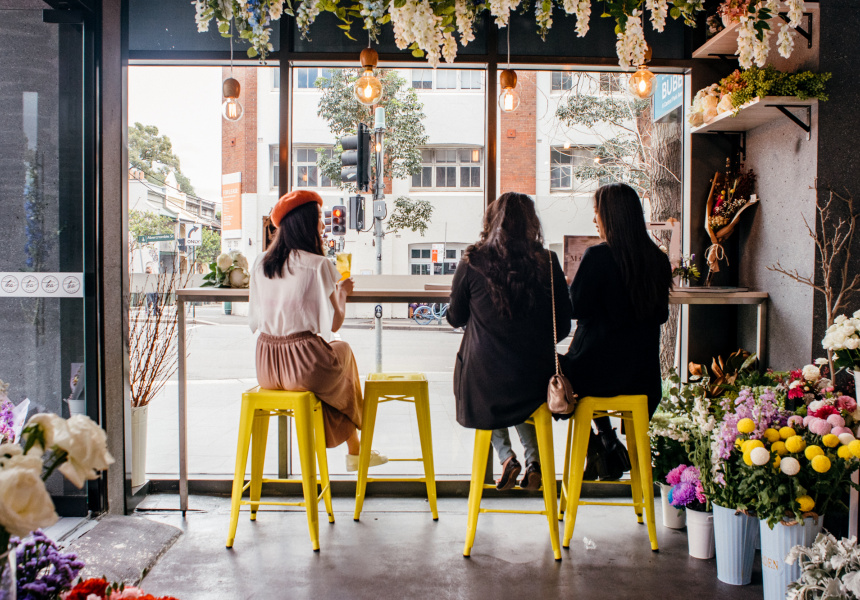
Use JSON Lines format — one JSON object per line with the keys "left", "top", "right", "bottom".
{"left": 354, "top": 48, "right": 383, "bottom": 106}
{"left": 221, "top": 77, "right": 244, "bottom": 122}
{"left": 499, "top": 69, "right": 520, "bottom": 113}
{"left": 628, "top": 44, "right": 655, "bottom": 99}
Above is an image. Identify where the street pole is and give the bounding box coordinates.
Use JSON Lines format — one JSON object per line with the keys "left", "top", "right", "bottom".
{"left": 373, "top": 108, "right": 386, "bottom": 373}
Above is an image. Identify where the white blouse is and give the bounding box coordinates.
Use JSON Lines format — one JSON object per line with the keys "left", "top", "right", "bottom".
{"left": 248, "top": 250, "right": 340, "bottom": 341}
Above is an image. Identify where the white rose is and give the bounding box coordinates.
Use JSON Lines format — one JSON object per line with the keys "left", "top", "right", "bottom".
{"left": 831, "top": 332, "right": 847, "bottom": 348}
{"left": 835, "top": 315, "right": 848, "bottom": 325}
{"left": 229, "top": 268, "right": 249, "bottom": 289}
{"left": 815, "top": 358, "right": 829, "bottom": 366}
{"left": 808, "top": 400, "right": 824, "bottom": 413}
{"left": 847, "top": 337, "right": 860, "bottom": 350}
{"left": 802, "top": 365, "right": 821, "bottom": 382}
{"left": 53, "top": 415, "right": 114, "bottom": 489}
{"left": 0, "top": 466, "right": 58, "bottom": 537}
{"left": 235, "top": 253, "right": 249, "bottom": 271}
{"left": 216, "top": 253, "right": 233, "bottom": 271}
{"left": 0, "top": 444, "right": 43, "bottom": 472}
{"left": 843, "top": 325, "right": 856, "bottom": 337}
{"left": 25, "top": 413, "right": 67, "bottom": 450}
{"left": 854, "top": 309, "right": 860, "bottom": 319}
{"left": 717, "top": 94, "right": 734, "bottom": 114}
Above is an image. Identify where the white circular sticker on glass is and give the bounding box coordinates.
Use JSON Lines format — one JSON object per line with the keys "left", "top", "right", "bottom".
{"left": 41, "top": 276, "right": 59, "bottom": 294}
{"left": 21, "top": 276, "right": 39, "bottom": 293}
{"left": 63, "top": 276, "right": 81, "bottom": 295}
{"left": 1, "top": 275, "right": 18, "bottom": 293}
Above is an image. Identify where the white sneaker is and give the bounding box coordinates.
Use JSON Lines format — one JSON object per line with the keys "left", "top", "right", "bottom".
{"left": 346, "top": 450, "right": 389, "bottom": 472}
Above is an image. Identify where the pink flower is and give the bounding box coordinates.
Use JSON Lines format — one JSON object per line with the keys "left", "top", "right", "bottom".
{"left": 109, "top": 588, "right": 144, "bottom": 600}
{"left": 838, "top": 396, "right": 858, "bottom": 413}
{"left": 833, "top": 426, "right": 852, "bottom": 436}
{"left": 788, "top": 415, "right": 804, "bottom": 428}
{"left": 809, "top": 418, "right": 833, "bottom": 436}
{"left": 666, "top": 465, "right": 688, "bottom": 486}
{"left": 811, "top": 405, "right": 840, "bottom": 420}
{"left": 803, "top": 415, "right": 813, "bottom": 427}
{"left": 827, "top": 414, "right": 846, "bottom": 428}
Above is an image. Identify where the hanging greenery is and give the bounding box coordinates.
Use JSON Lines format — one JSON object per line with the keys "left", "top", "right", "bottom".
{"left": 192, "top": 0, "right": 808, "bottom": 69}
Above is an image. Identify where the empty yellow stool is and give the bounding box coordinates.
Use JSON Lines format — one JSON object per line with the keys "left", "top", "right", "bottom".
{"left": 354, "top": 372, "right": 438, "bottom": 521}
{"left": 463, "top": 404, "right": 561, "bottom": 561}
{"left": 226, "top": 387, "right": 334, "bottom": 552}
{"left": 559, "top": 395, "right": 658, "bottom": 551}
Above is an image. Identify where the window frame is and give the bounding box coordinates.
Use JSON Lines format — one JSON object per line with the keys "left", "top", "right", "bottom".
{"left": 551, "top": 71, "right": 573, "bottom": 93}
{"left": 410, "top": 69, "right": 484, "bottom": 91}
{"left": 293, "top": 146, "right": 337, "bottom": 189}
{"left": 410, "top": 147, "right": 484, "bottom": 191}
{"left": 550, "top": 145, "right": 600, "bottom": 192}
{"left": 295, "top": 67, "right": 333, "bottom": 90}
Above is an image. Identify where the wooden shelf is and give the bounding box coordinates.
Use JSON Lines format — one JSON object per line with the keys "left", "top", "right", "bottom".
{"left": 690, "top": 96, "right": 816, "bottom": 134}
{"left": 692, "top": 2, "right": 818, "bottom": 60}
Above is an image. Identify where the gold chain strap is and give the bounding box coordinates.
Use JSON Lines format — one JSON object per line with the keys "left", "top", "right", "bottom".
{"left": 549, "top": 250, "right": 560, "bottom": 376}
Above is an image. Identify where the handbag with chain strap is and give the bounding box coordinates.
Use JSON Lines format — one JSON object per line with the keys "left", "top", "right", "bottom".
{"left": 546, "top": 250, "right": 577, "bottom": 415}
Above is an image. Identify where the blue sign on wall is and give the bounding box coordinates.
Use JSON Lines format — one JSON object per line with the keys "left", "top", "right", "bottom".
{"left": 653, "top": 75, "right": 684, "bottom": 122}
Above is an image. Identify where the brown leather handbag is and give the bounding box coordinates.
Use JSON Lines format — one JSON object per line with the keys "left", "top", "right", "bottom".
{"left": 547, "top": 250, "right": 577, "bottom": 415}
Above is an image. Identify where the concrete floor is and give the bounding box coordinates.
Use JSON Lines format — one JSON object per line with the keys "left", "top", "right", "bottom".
{"left": 137, "top": 494, "right": 763, "bottom": 600}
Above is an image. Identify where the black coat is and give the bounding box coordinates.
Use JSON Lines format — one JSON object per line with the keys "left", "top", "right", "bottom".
{"left": 447, "top": 251, "right": 573, "bottom": 430}
{"left": 561, "top": 243, "right": 669, "bottom": 414}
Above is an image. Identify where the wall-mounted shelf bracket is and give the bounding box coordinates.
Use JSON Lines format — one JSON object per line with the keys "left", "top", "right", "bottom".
{"left": 768, "top": 104, "right": 812, "bottom": 140}
{"left": 706, "top": 130, "right": 746, "bottom": 162}
{"left": 778, "top": 12, "right": 813, "bottom": 48}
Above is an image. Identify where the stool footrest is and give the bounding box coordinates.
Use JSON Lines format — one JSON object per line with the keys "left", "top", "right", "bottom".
{"left": 480, "top": 508, "right": 549, "bottom": 516}
{"left": 387, "top": 458, "right": 423, "bottom": 462}
{"left": 242, "top": 500, "right": 305, "bottom": 508}
{"left": 581, "top": 479, "right": 633, "bottom": 486}
{"left": 365, "top": 477, "right": 427, "bottom": 483}
{"left": 578, "top": 501, "right": 638, "bottom": 507}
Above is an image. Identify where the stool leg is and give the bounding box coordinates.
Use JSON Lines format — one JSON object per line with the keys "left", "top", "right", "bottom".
{"left": 249, "top": 411, "right": 270, "bottom": 522}
{"left": 533, "top": 407, "right": 561, "bottom": 561}
{"left": 353, "top": 390, "right": 380, "bottom": 521}
{"left": 415, "top": 387, "right": 439, "bottom": 521}
{"left": 313, "top": 404, "right": 335, "bottom": 524}
{"left": 227, "top": 398, "right": 254, "bottom": 548}
{"left": 563, "top": 405, "right": 594, "bottom": 549}
{"left": 624, "top": 416, "right": 644, "bottom": 524}
{"left": 559, "top": 418, "right": 574, "bottom": 520}
{"left": 464, "top": 430, "right": 491, "bottom": 557}
{"left": 294, "top": 398, "right": 321, "bottom": 551}
{"left": 632, "top": 404, "right": 659, "bottom": 551}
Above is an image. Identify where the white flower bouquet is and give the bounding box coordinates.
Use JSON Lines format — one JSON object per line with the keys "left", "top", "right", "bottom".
{"left": 0, "top": 412, "right": 113, "bottom": 550}
{"left": 822, "top": 312, "right": 860, "bottom": 372}
{"left": 787, "top": 532, "right": 860, "bottom": 599}
{"left": 201, "top": 251, "right": 250, "bottom": 289}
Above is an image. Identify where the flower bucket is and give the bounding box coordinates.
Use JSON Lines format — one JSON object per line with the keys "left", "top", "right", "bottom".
{"left": 685, "top": 508, "right": 715, "bottom": 559}
{"left": 759, "top": 516, "right": 824, "bottom": 600}
{"left": 0, "top": 548, "right": 15, "bottom": 600}
{"left": 659, "top": 483, "right": 686, "bottom": 529}
{"left": 713, "top": 504, "right": 758, "bottom": 585}
{"left": 131, "top": 404, "right": 149, "bottom": 488}
{"left": 65, "top": 398, "right": 86, "bottom": 417}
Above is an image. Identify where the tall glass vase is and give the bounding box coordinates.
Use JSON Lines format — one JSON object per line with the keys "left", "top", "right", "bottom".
{"left": 0, "top": 548, "right": 15, "bottom": 600}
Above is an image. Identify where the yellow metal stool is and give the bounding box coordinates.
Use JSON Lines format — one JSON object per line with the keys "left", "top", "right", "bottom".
{"left": 463, "top": 404, "right": 561, "bottom": 561}
{"left": 354, "top": 372, "right": 438, "bottom": 521}
{"left": 558, "top": 395, "right": 658, "bottom": 551}
{"left": 226, "top": 387, "right": 334, "bottom": 552}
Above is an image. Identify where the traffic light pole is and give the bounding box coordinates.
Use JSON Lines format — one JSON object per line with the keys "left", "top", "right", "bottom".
{"left": 373, "top": 115, "right": 385, "bottom": 373}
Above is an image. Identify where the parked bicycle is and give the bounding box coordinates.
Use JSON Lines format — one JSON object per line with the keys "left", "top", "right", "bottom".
{"left": 412, "top": 303, "right": 449, "bottom": 325}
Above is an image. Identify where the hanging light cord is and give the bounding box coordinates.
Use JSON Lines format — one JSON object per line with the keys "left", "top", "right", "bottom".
{"left": 506, "top": 26, "right": 511, "bottom": 69}
{"left": 229, "top": 19, "right": 234, "bottom": 75}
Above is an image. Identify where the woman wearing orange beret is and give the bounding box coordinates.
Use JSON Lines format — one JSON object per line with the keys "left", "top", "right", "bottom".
{"left": 249, "top": 190, "right": 387, "bottom": 470}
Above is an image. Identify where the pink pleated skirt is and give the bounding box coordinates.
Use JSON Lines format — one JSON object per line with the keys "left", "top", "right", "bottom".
{"left": 255, "top": 331, "right": 363, "bottom": 448}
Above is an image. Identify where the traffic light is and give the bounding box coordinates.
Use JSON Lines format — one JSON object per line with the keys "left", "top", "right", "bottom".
{"left": 349, "top": 195, "right": 365, "bottom": 230}
{"left": 323, "top": 209, "right": 332, "bottom": 235}
{"left": 339, "top": 122, "right": 371, "bottom": 192}
{"left": 331, "top": 205, "right": 346, "bottom": 236}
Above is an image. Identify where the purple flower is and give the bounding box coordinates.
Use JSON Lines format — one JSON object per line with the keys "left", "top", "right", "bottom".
{"left": 670, "top": 482, "right": 697, "bottom": 507}
{"left": 12, "top": 530, "right": 85, "bottom": 600}
{"left": 0, "top": 398, "right": 14, "bottom": 443}
{"left": 680, "top": 466, "right": 702, "bottom": 485}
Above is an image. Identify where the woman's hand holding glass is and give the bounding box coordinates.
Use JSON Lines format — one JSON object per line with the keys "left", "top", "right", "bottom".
{"left": 337, "top": 277, "right": 355, "bottom": 296}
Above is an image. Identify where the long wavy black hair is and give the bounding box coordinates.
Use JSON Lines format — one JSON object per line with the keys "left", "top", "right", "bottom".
{"left": 594, "top": 183, "right": 673, "bottom": 320}
{"left": 464, "top": 192, "right": 546, "bottom": 319}
{"left": 262, "top": 201, "right": 324, "bottom": 279}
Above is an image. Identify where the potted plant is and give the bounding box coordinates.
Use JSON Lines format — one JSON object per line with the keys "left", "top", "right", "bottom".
{"left": 823, "top": 312, "right": 860, "bottom": 394}
{"left": 671, "top": 253, "right": 701, "bottom": 287}
{"left": 786, "top": 532, "right": 860, "bottom": 599}
{"left": 667, "top": 464, "right": 713, "bottom": 559}
{"left": 649, "top": 412, "right": 690, "bottom": 529}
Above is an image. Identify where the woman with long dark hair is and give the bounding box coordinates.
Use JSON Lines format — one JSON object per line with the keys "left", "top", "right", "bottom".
{"left": 562, "top": 183, "right": 673, "bottom": 480}
{"left": 447, "top": 192, "right": 572, "bottom": 490}
{"left": 248, "top": 190, "right": 386, "bottom": 471}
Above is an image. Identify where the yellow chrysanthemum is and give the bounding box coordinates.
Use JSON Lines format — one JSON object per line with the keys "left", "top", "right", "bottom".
{"left": 742, "top": 439, "right": 765, "bottom": 453}
{"left": 805, "top": 445, "right": 824, "bottom": 460}
{"left": 773, "top": 455, "right": 782, "bottom": 469}
{"left": 742, "top": 450, "right": 753, "bottom": 466}
{"left": 797, "top": 495, "right": 815, "bottom": 512}
{"left": 737, "top": 418, "right": 756, "bottom": 434}
{"left": 785, "top": 436, "right": 807, "bottom": 454}
{"left": 811, "top": 455, "right": 832, "bottom": 474}
{"left": 838, "top": 446, "right": 852, "bottom": 460}
{"left": 823, "top": 434, "right": 840, "bottom": 448}
{"left": 735, "top": 438, "right": 743, "bottom": 449}
{"left": 763, "top": 428, "right": 780, "bottom": 443}
{"left": 849, "top": 440, "right": 860, "bottom": 458}
{"left": 779, "top": 427, "right": 797, "bottom": 440}
{"left": 771, "top": 441, "right": 788, "bottom": 456}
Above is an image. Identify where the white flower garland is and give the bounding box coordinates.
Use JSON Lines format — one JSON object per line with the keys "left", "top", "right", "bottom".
{"left": 615, "top": 10, "right": 647, "bottom": 70}
{"left": 777, "top": 22, "right": 796, "bottom": 58}
{"left": 296, "top": 0, "right": 322, "bottom": 37}
{"left": 535, "top": 0, "right": 553, "bottom": 38}
{"left": 486, "top": 0, "right": 521, "bottom": 29}
{"left": 560, "top": 0, "right": 591, "bottom": 37}
{"left": 646, "top": 0, "right": 668, "bottom": 33}
{"left": 454, "top": 0, "right": 477, "bottom": 46}
{"left": 390, "top": 0, "right": 446, "bottom": 67}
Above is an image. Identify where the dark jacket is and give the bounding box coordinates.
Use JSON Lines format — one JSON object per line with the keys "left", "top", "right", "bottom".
{"left": 561, "top": 243, "right": 670, "bottom": 414}
{"left": 447, "top": 250, "right": 573, "bottom": 430}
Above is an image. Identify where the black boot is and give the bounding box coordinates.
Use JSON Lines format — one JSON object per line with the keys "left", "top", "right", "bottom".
{"left": 595, "top": 428, "right": 630, "bottom": 481}
{"left": 583, "top": 431, "right": 603, "bottom": 481}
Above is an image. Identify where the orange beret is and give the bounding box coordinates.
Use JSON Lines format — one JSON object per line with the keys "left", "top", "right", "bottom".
{"left": 270, "top": 190, "right": 323, "bottom": 227}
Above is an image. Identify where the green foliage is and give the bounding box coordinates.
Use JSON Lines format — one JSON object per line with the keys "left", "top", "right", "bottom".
{"left": 728, "top": 66, "right": 832, "bottom": 108}
{"left": 129, "top": 210, "right": 175, "bottom": 250}
{"left": 316, "top": 69, "right": 428, "bottom": 190}
{"left": 128, "top": 122, "right": 196, "bottom": 195}
{"left": 651, "top": 434, "right": 688, "bottom": 484}
{"left": 386, "top": 196, "right": 434, "bottom": 236}
{"left": 196, "top": 227, "right": 222, "bottom": 265}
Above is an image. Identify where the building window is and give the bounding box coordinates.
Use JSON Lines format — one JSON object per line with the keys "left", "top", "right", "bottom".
{"left": 460, "top": 70, "right": 482, "bottom": 89}
{"left": 436, "top": 70, "right": 457, "bottom": 89}
{"left": 411, "top": 69, "right": 483, "bottom": 90}
{"left": 411, "top": 148, "right": 483, "bottom": 189}
{"left": 550, "top": 146, "right": 597, "bottom": 190}
{"left": 270, "top": 146, "right": 279, "bottom": 189}
{"left": 599, "top": 73, "right": 622, "bottom": 93}
{"left": 272, "top": 67, "right": 280, "bottom": 90}
{"left": 409, "top": 244, "right": 466, "bottom": 275}
{"left": 295, "top": 147, "right": 336, "bottom": 188}
{"left": 551, "top": 72, "right": 573, "bottom": 91}
{"left": 412, "top": 70, "right": 432, "bottom": 89}
{"left": 296, "top": 67, "right": 332, "bottom": 89}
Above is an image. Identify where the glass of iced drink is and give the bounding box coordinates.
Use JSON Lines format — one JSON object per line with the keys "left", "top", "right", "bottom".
{"left": 336, "top": 252, "right": 352, "bottom": 281}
